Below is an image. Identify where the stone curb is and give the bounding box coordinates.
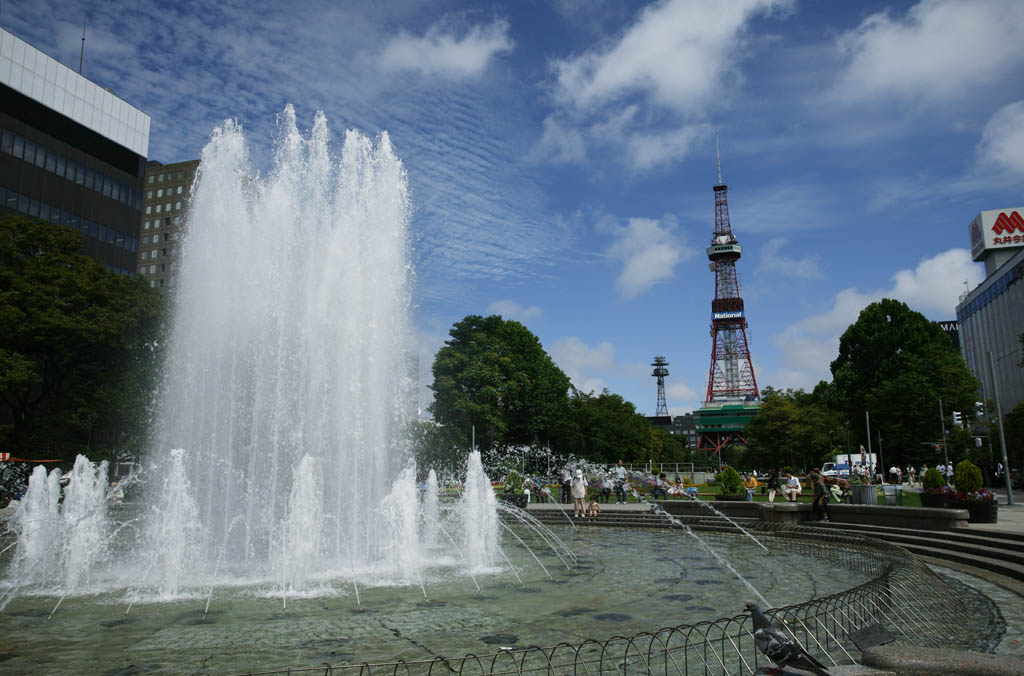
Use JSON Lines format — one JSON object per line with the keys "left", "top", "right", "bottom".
{"left": 861, "top": 645, "right": 1022, "bottom": 675}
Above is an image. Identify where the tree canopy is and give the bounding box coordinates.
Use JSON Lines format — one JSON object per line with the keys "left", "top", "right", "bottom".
{"left": 428, "top": 314, "right": 571, "bottom": 451}
{"left": 556, "top": 388, "right": 654, "bottom": 463}
{"left": 829, "top": 298, "right": 978, "bottom": 467}
{"left": 743, "top": 386, "right": 843, "bottom": 471}
{"left": 0, "top": 215, "right": 164, "bottom": 462}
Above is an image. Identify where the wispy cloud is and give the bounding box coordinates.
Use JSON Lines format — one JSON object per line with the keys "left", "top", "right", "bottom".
{"left": 486, "top": 300, "right": 542, "bottom": 321}
{"left": 977, "top": 100, "right": 1024, "bottom": 178}
{"left": 830, "top": 0, "right": 1024, "bottom": 104}
{"left": 757, "top": 238, "right": 823, "bottom": 279}
{"left": 378, "top": 18, "right": 514, "bottom": 80}
{"left": 550, "top": 336, "right": 617, "bottom": 395}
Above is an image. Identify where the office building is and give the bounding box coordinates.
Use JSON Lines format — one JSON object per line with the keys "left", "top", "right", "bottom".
{"left": 0, "top": 27, "right": 149, "bottom": 274}
{"left": 956, "top": 208, "right": 1024, "bottom": 413}
{"left": 138, "top": 159, "right": 198, "bottom": 290}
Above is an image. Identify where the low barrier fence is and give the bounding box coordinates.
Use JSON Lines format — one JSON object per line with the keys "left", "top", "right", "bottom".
{"left": 231, "top": 523, "right": 973, "bottom": 676}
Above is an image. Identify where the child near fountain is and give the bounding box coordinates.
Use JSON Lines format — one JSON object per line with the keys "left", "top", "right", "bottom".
{"left": 587, "top": 494, "right": 600, "bottom": 520}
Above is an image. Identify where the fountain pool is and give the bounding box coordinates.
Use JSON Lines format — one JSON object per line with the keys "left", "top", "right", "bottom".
{"left": 0, "top": 526, "right": 872, "bottom": 673}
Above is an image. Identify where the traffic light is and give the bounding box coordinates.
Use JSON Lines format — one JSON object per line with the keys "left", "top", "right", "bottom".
{"left": 974, "top": 401, "right": 986, "bottom": 418}
{"left": 975, "top": 437, "right": 983, "bottom": 447}
{"left": 952, "top": 411, "right": 963, "bottom": 427}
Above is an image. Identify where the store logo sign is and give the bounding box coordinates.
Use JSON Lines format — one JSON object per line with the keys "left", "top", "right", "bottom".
{"left": 992, "top": 211, "right": 1024, "bottom": 235}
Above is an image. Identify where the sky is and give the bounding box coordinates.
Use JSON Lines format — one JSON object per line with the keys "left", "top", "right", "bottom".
{"left": 4, "top": 0, "right": 1023, "bottom": 417}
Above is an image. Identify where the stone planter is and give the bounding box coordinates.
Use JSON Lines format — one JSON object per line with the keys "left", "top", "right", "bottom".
{"left": 920, "top": 492, "right": 947, "bottom": 508}
{"left": 502, "top": 494, "right": 528, "bottom": 509}
{"left": 714, "top": 494, "right": 747, "bottom": 501}
{"left": 850, "top": 485, "right": 878, "bottom": 505}
{"left": 950, "top": 499, "right": 998, "bottom": 523}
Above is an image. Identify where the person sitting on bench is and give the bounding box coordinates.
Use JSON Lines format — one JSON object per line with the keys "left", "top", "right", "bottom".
{"left": 782, "top": 472, "right": 802, "bottom": 502}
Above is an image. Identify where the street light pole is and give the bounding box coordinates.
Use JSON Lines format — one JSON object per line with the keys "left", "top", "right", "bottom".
{"left": 939, "top": 399, "right": 949, "bottom": 471}
{"left": 988, "top": 351, "right": 1015, "bottom": 505}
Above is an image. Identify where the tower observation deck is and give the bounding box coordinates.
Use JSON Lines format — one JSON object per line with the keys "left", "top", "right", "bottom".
{"left": 694, "top": 138, "right": 759, "bottom": 463}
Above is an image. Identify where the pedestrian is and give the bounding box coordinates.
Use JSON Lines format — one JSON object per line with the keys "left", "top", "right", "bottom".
{"left": 766, "top": 469, "right": 780, "bottom": 503}
{"left": 560, "top": 467, "right": 572, "bottom": 504}
{"left": 587, "top": 494, "right": 601, "bottom": 521}
{"left": 600, "top": 473, "right": 613, "bottom": 503}
{"left": 614, "top": 460, "right": 627, "bottom": 504}
{"left": 783, "top": 472, "right": 802, "bottom": 502}
{"left": 743, "top": 473, "right": 758, "bottom": 501}
{"left": 812, "top": 474, "right": 831, "bottom": 522}
{"left": 907, "top": 465, "right": 916, "bottom": 487}
{"left": 571, "top": 469, "right": 588, "bottom": 517}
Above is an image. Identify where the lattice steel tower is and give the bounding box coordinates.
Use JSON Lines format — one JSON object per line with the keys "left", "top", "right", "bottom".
{"left": 705, "top": 137, "right": 759, "bottom": 404}
{"left": 651, "top": 356, "right": 670, "bottom": 416}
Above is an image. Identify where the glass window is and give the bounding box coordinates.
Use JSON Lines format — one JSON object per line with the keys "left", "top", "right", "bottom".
{"left": 116, "top": 232, "right": 125, "bottom": 248}
{"left": 34, "top": 146, "right": 46, "bottom": 169}
{"left": 130, "top": 236, "right": 137, "bottom": 253}
{"left": 49, "top": 206, "right": 61, "bottom": 223}
{"left": 45, "top": 151, "right": 57, "bottom": 173}
{"left": 157, "top": 188, "right": 163, "bottom": 197}
{"left": 70, "top": 215, "right": 80, "bottom": 229}
{"left": 24, "top": 140, "right": 37, "bottom": 164}
{"left": 107, "top": 228, "right": 116, "bottom": 244}
{"left": 145, "top": 206, "right": 151, "bottom": 214}
{"left": 164, "top": 217, "right": 170, "bottom": 227}
{"left": 12, "top": 135, "right": 24, "bottom": 159}
{"left": 143, "top": 235, "right": 150, "bottom": 244}
{"left": 158, "top": 174, "right": 164, "bottom": 182}
{"left": 155, "top": 204, "right": 161, "bottom": 213}
{"left": 148, "top": 175, "right": 154, "bottom": 184}
{"left": 153, "top": 234, "right": 159, "bottom": 243}
{"left": 147, "top": 190, "right": 153, "bottom": 198}
{"left": 141, "top": 251, "right": 148, "bottom": 260}
{"left": 17, "top": 194, "right": 29, "bottom": 212}
{"left": 162, "top": 248, "right": 167, "bottom": 257}
{"left": 149, "top": 280, "right": 155, "bottom": 288}
{"left": 160, "top": 264, "right": 166, "bottom": 272}
{"left": 98, "top": 225, "right": 107, "bottom": 242}
{"left": 1, "top": 129, "right": 15, "bottom": 154}
{"left": 150, "top": 264, "right": 156, "bottom": 273}
{"left": 102, "top": 176, "right": 113, "bottom": 197}
{"left": 177, "top": 186, "right": 183, "bottom": 194}
{"left": 85, "top": 169, "right": 95, "bottom": 190}
{"left": 75, "top": 162, "right": 85, "bottom": 184}
{"left": 29, "top": 200, "right": 41, "bottom": 217}
{"left": 175, "top": 201, "right": 181, "bottom": 210}
{"left": 4, "top": 190, "right": 16, "bottom": 209}
{"left": 55, "top": 155, "right": 66, "bottom": 177}
{"left": 111, "top": 182, "right": 120, "bottom": 201}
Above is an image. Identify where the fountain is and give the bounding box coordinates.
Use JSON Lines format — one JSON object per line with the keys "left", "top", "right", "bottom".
{"left": 0, "top": 109, "right": 967, "bottom": 674}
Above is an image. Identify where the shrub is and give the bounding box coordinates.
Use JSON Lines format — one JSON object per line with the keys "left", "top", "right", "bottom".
{"left": 503, "top": 469, "right": 524, "bottom": 495}
{"left": 953, "top": 460, "right": 983, "bottom": 495}
{"left": 717, "top": 466, "right": 743, "bottom": 495}
{"left": 922, "top": 467, "right": 945, "bottom": 491}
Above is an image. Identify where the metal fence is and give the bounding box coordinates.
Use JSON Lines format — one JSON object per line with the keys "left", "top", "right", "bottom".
{"left": 230, "top": 523, "right": 973, "bottom": 676}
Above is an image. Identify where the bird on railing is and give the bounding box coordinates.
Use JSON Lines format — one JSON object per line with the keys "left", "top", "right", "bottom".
{"left": 744, "top": 603, "right": 831, "bottom": 675}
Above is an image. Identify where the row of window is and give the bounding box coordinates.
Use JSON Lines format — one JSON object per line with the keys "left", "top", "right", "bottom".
{"left": 957, "top": 258, "right": 1024, "bottom": 322}
{"left": 147, "top": 186, "right": 183, "bottom": 198}
{"left": 0, "top": 127, "right": 141, "bottom": 210}
{"left": 148, "top": 170, "right": 187, "bottom": 184}
{"left": 144, "top": 200, "right": 182, "bottom": 215}
{"left": 1, "top": 183, "right": 139, "bottom": 255}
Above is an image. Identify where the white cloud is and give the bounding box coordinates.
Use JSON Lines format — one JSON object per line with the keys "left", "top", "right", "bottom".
{"left": 767, "top": 248, "right": 983, "bottom": 389}
{"left": 378, "top": 19, "right": 514, "bottom": 79}
{"left": 831, "top": 0, "right": 1024, "bottom": 103}
{"left": 977, "top": 100, "right": 1024, "bottom": 178}
{"left": 529, "top": 115, "right": 587, "bottom": 164}
{"left": 550, "top": 336, "right": 616, "bottom": 394}
{"left": 757, "top": 238, "right": 823, "bottom": 279}
{"left": 605, "top": 215, "right": 695, "bottom": 298}
{"left": 486, "top": 300, "right": 542, "bottom": 322}
{"left": 624, "top": 124, "right": 709, "bottom": 170}
{"left": 552, "top": 0, "right": 790, "bottom": 113}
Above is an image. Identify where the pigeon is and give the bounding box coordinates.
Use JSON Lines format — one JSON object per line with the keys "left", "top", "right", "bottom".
{"left": 744, "top": 603, "right": 831, "bottom": 675}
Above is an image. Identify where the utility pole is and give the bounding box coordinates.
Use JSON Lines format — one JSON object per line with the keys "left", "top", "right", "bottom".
{"left": 865, "top": 410, "right": 874, "bottom": 481}
{"left": 79, "top": 22, "right": 86, "bottom": 74}
{"left": 939, "top": 399, "right": 950, "bottom": 471}
{"left": 988, "top": 351, "right": 1014, "bottom": 505}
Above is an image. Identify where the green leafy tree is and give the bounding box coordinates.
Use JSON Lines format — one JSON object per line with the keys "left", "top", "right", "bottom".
{"left": 744, "top": 386, "right": 842, "bottom": 471}
{"left": 717, "top": 466, "right": 743, "bottom": 495}
{"left": 830, "top": 299, "right": 979, "bottom": 469}
{"left": 556, "top": 388, "right": 652, "bottom": 463}
{"left": 1004, "top": 401, "right": 1024, "bottom": 475}
{"left": 429, "top": 315, "right": 571, "bottom": 451}
{"left": 0, "top": 215, "right": 164, "bottom": 462}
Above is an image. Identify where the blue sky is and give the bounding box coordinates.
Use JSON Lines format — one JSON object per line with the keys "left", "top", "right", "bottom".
{"left": 6, "top": 0, "right": 1023, "bottom": 416}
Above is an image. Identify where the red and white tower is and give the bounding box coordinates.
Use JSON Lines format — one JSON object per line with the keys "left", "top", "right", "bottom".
{"left": 705, "top": 138, "right": 759, "bottom": 403}
{"left": 695, "top": 137, "right": 760, "bottom": 461}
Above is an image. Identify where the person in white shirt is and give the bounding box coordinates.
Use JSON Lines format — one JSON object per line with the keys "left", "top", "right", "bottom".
{"left": 783, "top": 472, "right": 802, "bottom": 501}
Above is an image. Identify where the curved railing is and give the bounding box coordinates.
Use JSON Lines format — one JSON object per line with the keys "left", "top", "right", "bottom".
{"left": 228, "top": 522, "right": 975, "bottom": 676}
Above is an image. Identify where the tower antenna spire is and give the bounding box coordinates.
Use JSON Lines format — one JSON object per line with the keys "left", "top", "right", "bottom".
{"left": 715, "top": 130, "right": 723, "bottom": 186}
{"left": 79, "top": 21, "right": 86, "bottom": 74}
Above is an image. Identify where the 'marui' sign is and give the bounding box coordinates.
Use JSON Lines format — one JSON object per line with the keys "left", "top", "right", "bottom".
{"left": 970, "top": 208, "right": 1024, "bottom": 261}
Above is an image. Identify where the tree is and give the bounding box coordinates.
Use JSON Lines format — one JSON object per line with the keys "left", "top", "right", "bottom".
{"left": 429, "top": 315, "right": 571, "bottom": 451}
{"left": 744, "top": 386, "right": 841, "bottom": 471}
{"left": 830, "top": 299, "right": 979, "bottom": 469}
{"left": 1004, "top": 401, "right": 1024, "bottom": 474}
{"left": 0, "top": 215, "right": 164, "bottom": 462}
{"left": 556, "top": 388, "right": 652, "bottom": 463}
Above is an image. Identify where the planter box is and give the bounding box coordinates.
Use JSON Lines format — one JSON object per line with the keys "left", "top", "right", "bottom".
{"left": 850, "top": 485, "right": 878, "bottom": 505}
{"left": 920, "top": 492, "right": 947, "bottom": 508}
{"left": 950, "top": 499, "right": 998, "bottom": 524}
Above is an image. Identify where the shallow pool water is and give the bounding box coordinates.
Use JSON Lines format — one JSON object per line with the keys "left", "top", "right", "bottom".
{"left": 0, "top": 527, "right": 870, "bottom": 674}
